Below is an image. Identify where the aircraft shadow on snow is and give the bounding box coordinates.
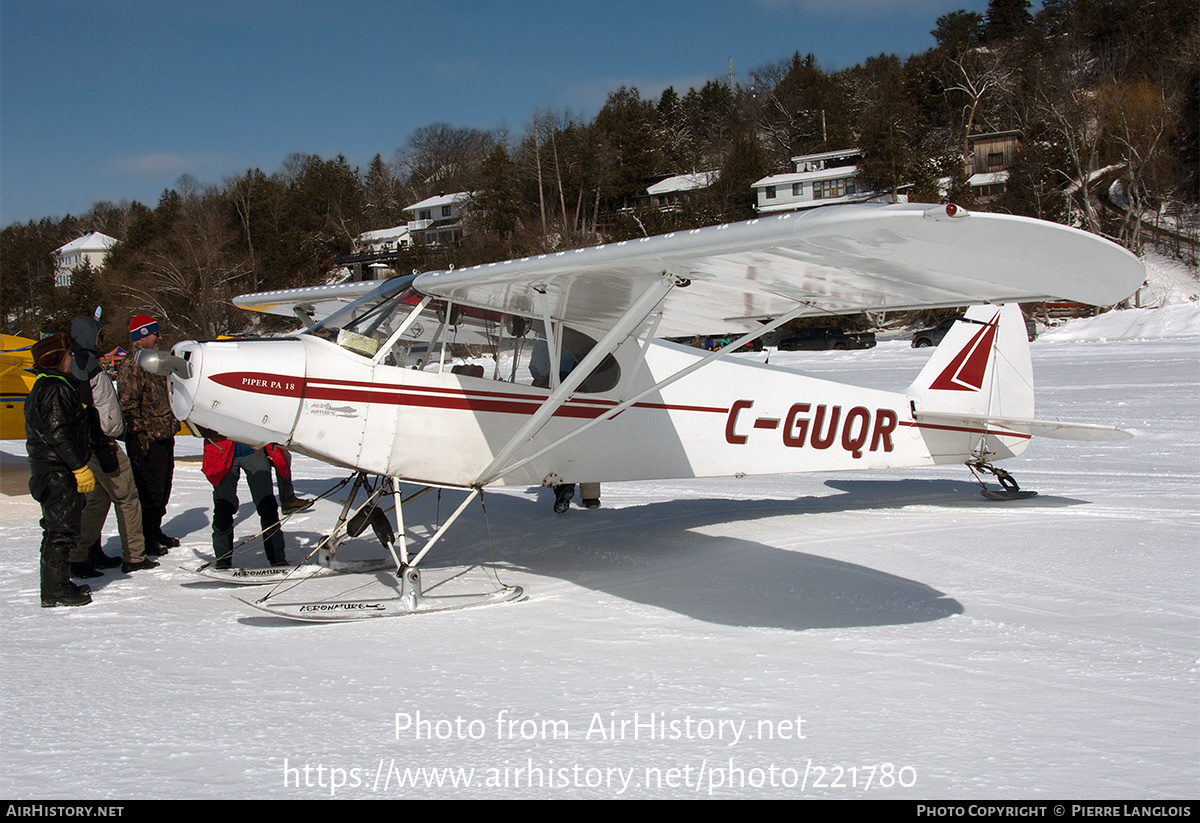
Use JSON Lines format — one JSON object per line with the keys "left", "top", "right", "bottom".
{"left": 216, "top": 474, "right": 1092, "bottom": 632}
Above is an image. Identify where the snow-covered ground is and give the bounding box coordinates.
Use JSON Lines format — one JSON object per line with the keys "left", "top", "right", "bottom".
{"left": 1, "top": 302, "right": 1197, "bottom": 799}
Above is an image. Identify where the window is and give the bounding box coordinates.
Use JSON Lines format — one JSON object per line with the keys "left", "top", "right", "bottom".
{"left": 765, "top": 185, "right": 776, "bottom": 199}
{"left": 792, "top": 183, "right": 804, "bottom": 197}
{"left": 419, "top": 209, "right": 431, "bottom": 221}
{"left": 815, "top": 178, "right": 847, "bottom": 199}
{"left": 441, "top": 205, "right": 452, "bottom": 217}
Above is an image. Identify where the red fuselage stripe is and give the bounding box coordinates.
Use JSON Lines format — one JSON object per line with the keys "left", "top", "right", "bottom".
{"left": 210, "top": 372, "right": 728, "bottom": 419}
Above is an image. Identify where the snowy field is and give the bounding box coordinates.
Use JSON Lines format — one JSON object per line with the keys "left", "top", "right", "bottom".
{"left": 1, "top": 305, "right": 1197, "bottom": 799}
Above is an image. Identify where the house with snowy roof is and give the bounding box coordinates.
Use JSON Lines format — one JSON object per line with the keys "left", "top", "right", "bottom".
{"left": 336, "top": 224, "right": 413, "bottom": 280}
{"left": 54, "top": 232, "right": 118, "bottom": 288}
{"left": 616, "top": 171, "right": 720, "bottom": 213}
{"left": 646, "top": 171, "right": 719, "bottom": 211}
{"left": 751, "top": 149, "right": 885, "bottom": 214}
{"left": 404, "top": 192, "right": 470, "bottom": 247}
{"left": 355, "top": 224, "right": 411, "bottom": 255}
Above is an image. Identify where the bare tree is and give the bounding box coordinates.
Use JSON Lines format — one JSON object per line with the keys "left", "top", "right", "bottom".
{"left": 945, "top": 47, "right": 1015, "bottom": 157}
{"left": 117, "top": 182, "right": 248, "bottom": 339}
{"left": 395, "top": 123, "right": 497, "bottom": 201}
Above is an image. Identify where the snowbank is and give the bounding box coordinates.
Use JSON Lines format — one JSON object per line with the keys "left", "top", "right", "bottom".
{"left": 1039, "top": 302, "right": 1200, "bottom": 342}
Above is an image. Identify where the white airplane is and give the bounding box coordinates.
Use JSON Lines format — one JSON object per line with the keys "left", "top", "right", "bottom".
{"left": 139, "top": 203, "right": 1145, "bottom": 620}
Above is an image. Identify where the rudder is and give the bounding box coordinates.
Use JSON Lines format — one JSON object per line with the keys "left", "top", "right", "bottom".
{"left": 907, "top": 304, "right": 1035, "bottom": 462}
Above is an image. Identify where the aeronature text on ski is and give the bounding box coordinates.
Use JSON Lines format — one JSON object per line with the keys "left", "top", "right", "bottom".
{"left": 137, "top": 203, "right": 1146, "bottom": 620}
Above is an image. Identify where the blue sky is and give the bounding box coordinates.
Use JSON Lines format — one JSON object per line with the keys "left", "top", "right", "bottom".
{"left": 0, "top": 0, "right": 1001, "bottom": 226}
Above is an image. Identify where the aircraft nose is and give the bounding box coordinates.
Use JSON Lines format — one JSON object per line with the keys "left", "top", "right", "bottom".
{"left": 167, "top": 341, "right": 201, "bottom": 423}
{"left": 169, "top": 338, "right": 307, "bottom": 446}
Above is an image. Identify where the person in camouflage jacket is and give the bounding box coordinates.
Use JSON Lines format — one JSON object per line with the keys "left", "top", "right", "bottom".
{"left": 117, "top": 315, "right": 178, "bottom": 553}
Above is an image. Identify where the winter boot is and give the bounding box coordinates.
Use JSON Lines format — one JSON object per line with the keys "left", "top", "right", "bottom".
{"left": 553, "top": 484, "right": 575, "bottom": 513}
{"left": 87, "top": 540, "right": 122, "bottom": 569}
{"left": 70, "top": 562, "right": 103, "bottom": 579}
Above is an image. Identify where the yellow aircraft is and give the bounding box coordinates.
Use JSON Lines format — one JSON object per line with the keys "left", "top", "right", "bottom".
{"left": 0, "top": 334, "right": 36, "bottom": 440}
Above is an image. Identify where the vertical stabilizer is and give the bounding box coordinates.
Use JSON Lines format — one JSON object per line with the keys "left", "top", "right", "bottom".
{"left": 909, "top": 304, "right": 1034, "bottom": 418}
{"left": 907, "top": 304, "right": 1035, "bottom": 461}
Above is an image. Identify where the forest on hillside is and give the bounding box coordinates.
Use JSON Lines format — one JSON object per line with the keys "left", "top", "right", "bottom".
{"left": 2, "top": 0, "right": 1196, "bottom": 342}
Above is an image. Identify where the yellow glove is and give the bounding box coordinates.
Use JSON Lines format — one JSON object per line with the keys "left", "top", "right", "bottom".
{"left": 73, "top": 465, "right": 96, "bottom": 494}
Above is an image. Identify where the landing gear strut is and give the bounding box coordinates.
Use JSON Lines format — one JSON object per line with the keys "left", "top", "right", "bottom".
{"left": 237, "top": 478, "right": 526, "bottom": 620}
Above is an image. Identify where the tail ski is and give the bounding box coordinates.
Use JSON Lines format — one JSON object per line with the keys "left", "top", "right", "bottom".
{"left": 908, "top": 304, "right": 1130, "bottom": 461}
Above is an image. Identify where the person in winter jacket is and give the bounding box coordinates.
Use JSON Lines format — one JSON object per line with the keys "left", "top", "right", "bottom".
{"left": 25, "top": 333, "right": 94, "bottom": 607}
{"left": 202, "top": 437, "right": 288, "bottom": 569}
{"left": 68, "top": 313, "right": 156, "bottom": 576}
{"left": 117, "top": 315, "right": 178, "bottom": 553}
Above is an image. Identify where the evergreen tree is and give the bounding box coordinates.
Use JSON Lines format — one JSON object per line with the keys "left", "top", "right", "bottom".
{"left": 932, "top": 10, "right": 985, "bottom": 53}
{"left": 985, "top": 0, "right": 1033, "bottom": 42}
{"left": 858, "top": 67, "right": 918, "bottom": 200}
{"left": 711, "top": 127, "right": 768, "bottom": 221}
{"left": 474, "top": 144, "right": 525, "bottom": 239}
{"left": 593, "top": 87, "right": 666, "bottom": 203}
{"left": 363, "top": 154, "right": 404, "bottom": 229}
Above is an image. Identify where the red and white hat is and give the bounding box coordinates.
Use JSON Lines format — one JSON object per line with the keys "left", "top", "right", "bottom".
{"left": 129, "top": 315, "right": 160, "bottom": 341}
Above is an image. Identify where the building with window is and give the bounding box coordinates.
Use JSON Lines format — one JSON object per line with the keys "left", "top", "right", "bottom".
{"left": 403, "top": 192, "right": 470, "bottom": 246}
{"left": 54, "top": 232, "right": 117, "bottom": 288}
{"left": 355, "top": 225, "right": 411, "bottom": 255}
{"left": 966, "top": 131, "right": 1022, "bottom": 201}
{"left": 644, "top": 171, "right": 720, "bottom": 211}
{"left": 751, "top": 149, "right": 881, "bottom": 214}
{"left": 338, "top": 224, "right": 412, "bottom": 280}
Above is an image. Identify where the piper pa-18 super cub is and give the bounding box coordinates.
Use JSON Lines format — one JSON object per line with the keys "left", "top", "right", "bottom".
{"left": 139, "top": 203, "right": 1145, "bottom": 621}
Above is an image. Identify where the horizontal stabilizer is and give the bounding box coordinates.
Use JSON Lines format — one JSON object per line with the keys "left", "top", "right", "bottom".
{"left": 914, "top": 411, "right": 1133, "bottom": 442}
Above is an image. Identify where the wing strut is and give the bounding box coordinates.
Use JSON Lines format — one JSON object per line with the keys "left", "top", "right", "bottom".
{"left": 474, "top": 273, "right": 686, "bottom": 486}
{"left": 478, "top": 298, "right": 814, "bottom": 486}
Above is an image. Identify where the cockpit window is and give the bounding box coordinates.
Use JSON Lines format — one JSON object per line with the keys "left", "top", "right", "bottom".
{"left": 309, "top": 276, "right": 421, "bottom": 357}
{"left": 308, "top": 281, "right": 620, "bottom": 394}
{"left": 561, "top": 327, "right": 620, "bottom": 393}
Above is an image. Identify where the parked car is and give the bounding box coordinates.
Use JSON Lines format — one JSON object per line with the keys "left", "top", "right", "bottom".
{"left": 910, "top": 315, "right": 1037, "bottom": 348}
{"left": 777, "top": 327, "right": 877, "bottom": 351}
{"left": 910, "top": 317, "right": 958, "bottom": 348}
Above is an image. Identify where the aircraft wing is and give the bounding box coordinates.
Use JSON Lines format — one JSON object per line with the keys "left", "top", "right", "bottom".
{"left": 412, "top": 203, "right": 1146, "bottom": 337}
{"left": 233, "top": 280, "right": 387, "bottom": 321}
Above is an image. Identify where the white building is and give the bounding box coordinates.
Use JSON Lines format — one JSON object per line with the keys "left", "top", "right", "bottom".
{"left": 403, "top": 192, "right": 470, "bottom": 246}
{"left": 752, "top": 149, "right": 882, "bottom": 214}
{"left": 54, "top": 232, "right": 117, "bottom": 288}
{"left": 354, "top": 224, "right": 411, "bottom": 255}
{"left": 340, "top": 224, "right": 413, "bottom": 280}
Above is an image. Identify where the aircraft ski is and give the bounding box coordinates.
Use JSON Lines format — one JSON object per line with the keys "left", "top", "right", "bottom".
{"left": 189, "top": 557, "right": 393, "bottom": 585}
{"left": 136, "top": 203, "right": 1147, "bottom": 618}
{"left": 235, "top": 567, "right": 526, "bottom": 621}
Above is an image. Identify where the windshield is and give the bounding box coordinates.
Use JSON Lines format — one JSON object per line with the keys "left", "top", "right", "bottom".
{"left": 307, "top": 279, "right": 619, "bottom": 392}
{"left": 311, "top": 275, "right": 418, "bottom": 340}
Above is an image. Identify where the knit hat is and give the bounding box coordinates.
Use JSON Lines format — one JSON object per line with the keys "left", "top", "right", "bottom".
{"left": 129, "top": 315, "right": 160, "bottom": 341}
{"left": 31, "top": 333, "right": 71, "bottom": 370}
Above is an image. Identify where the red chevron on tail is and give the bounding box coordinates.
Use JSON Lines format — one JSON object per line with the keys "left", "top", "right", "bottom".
{"left": 927, "top": 312, "right": 1000, "bottom": 392}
